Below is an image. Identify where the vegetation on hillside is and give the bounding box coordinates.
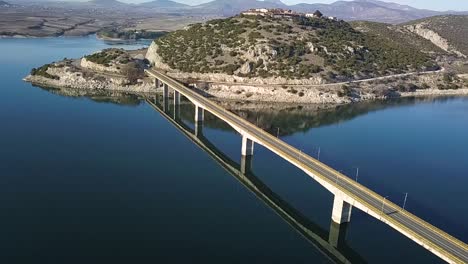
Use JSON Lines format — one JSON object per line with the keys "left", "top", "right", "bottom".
{"left": 97, "top": 28, "right": 167, "bottom": 40}
{"left": 30, "top": 64, "right": 60, "bottom": 80}
{"left": 153, "top": 15, "right": 438, "bottom": 81}
{"left": 351, "top": 21, "right": 446, "bottom": 56}
{"left": 403, "top": 15, "right": 468, "bottom": 57}
{"left": 85, "top": 49, "right": 126, "bottom": 66}
{"left": 84, "top": 48, "right": 145, "bottom": 84}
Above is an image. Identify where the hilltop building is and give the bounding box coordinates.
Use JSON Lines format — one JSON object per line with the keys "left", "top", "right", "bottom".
{"left": 242, "top": 8, "right": 335, "bottom": 20}
{"left": 242, "top": 8, "right": 300, "bottom": 17}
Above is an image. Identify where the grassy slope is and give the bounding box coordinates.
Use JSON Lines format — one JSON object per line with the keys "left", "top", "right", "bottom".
{"left": 403, "top": 15, "right": 468, "bottom": 57}
{"left": 351, "top": 20, "right": 446, "bottom": 56}
{"left": 153, "top": 15, "right": 436, "bottom": 81}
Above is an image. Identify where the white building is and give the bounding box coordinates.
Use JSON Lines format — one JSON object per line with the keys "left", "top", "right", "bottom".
{"left": 255, "top": 8, "right": 269, "bottom": 13}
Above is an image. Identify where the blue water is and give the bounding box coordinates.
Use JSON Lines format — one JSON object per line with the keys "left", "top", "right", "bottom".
{"left": 0, "top": 36, "right": 467, "bottom": 264}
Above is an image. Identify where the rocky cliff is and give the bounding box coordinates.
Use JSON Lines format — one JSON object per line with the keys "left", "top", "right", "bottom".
{"left": 403, "top": 15, "right": 468, "bottom": 58}
{"left": 405, "top": 24, "right": 465, "bottom": 58}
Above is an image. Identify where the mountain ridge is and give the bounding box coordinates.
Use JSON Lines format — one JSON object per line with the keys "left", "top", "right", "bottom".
{"left": 5, "top": 0, "right": 468, "bottom": 23}
{"left": 139, "top": 0, "right": 189, "bottom": 9}
{"left": 159, "top": 0, "right": 467, "bottom": 23}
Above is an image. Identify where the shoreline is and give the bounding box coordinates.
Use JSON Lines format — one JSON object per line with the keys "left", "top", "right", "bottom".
{"left": 24, "top": 74, "right": 468, "bottom": 106}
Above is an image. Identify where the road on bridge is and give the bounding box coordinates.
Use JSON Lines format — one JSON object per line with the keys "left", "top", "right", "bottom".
{"left": 146, "top": 69, "right": 468, "bottom": 264}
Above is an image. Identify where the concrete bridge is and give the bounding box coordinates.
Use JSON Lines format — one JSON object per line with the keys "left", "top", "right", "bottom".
{"left": 147, "top": 98, "right": 367, "bottom": 263}
{"left": 145, "top": 69, "right": 468, "bottom": 264}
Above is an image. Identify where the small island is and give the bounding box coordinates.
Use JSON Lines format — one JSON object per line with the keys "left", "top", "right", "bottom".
{"left": 25, "top": 48, "right": 155, "bottom": 93}
{"left": 25, "top": 11, "right": 468, "bottom": 104}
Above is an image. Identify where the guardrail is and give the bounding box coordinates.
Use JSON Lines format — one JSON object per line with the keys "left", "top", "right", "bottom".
{"left": 146, "top": 69, "right": 467, "bottom": 263}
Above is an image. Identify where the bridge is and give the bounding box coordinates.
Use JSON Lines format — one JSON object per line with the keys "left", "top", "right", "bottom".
{"left": 145, "top": 69, "right": 468, "bottom": 264}
{"left": 146, "top": 97, "right": 367, "bottom": 263}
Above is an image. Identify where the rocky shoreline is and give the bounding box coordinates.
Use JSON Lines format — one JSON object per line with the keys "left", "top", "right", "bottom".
{"left": 25, "top": 68, "right": 468, "bottom": 105}
{"left": 24, "top": 47, "right": 468, "bottom": 105}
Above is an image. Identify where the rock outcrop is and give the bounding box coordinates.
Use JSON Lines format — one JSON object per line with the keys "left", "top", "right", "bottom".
{"left": 145, "top": 42, "right": 172, "bottom": 70}
{"left": 405, "top": 23, "right": 466, "bottom": 58}
{"left": 80, "top": 57, "right": 121, "bottom": 74}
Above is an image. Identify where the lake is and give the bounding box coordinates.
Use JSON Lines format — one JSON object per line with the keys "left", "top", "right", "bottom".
{"left": 0, "top": 36, "right": 466, "bottom": 263}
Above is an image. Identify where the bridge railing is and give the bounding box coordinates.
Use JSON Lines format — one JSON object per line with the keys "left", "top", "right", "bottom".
{"left": 146, "top": 69, "right": 467, "bottom": 263}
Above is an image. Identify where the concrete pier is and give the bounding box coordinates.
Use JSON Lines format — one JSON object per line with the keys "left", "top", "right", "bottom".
{"left": 240, "top": 155, "right": 253, "bottom": 174}
{"left": 173, "top": 90, "right": 180, "bottom": 120}
{"left": 174, "top": 90, "right": 181, "bottom": 105}
{"left": 332, "top": 196, "right": 352, "bottom": 224}
{"left": 163, "top": 83, "right": 169, "bottom": 112}
{"left": 329, "top": 221, "right": 349, "bottom": 249}
{"left": 154, "top": 78, "right": 160, "bottom": 88}
{"left": 163, "top": 83, "right": 169, "bottom": 99}
{"left": 195, "top": 105, "right": 204, "bottom": 122}
{"left": 241, "top": 136, "right": 254, "bottom": 156}
{"left": 194, "top": 106, "right": 204, "bottom": 137}
{"left": 195, "top": 121, "right": 203, "bottom": 137}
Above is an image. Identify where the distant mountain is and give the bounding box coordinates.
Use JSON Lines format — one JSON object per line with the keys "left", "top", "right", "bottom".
{"left": 86, "top": 0, "right": 127, "bottom": 7}
{"left": 139, "top": 0, "right": 189, "bottom": 9}
{"left": 0, "top": 0, "right": 11, "bottom": 7}
{"left": 186, "top": 0, "right": 466, "bottom": 23}
{"left": 287, "top": 0, "right": 441, "bottom": 23}
{"left": 10, "top": 0, "right": 468, "bottom": 24}
{"left": 194, "top": 0, "right": 286, "bottom": 16}
{"left": 354, "top": 0, "right": 422, "bottom": 12}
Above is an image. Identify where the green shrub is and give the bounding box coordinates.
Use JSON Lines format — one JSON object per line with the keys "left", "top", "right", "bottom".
{"left": 30, "top": 64, "right": 59, "bottom": 80}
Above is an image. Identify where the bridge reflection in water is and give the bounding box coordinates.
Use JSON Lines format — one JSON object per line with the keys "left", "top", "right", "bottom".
{"left": 147, "top": 95, "right": 367, "bottom": 264}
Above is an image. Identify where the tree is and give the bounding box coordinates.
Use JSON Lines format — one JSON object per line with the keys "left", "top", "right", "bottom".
{"left": 122, "top": 62, "right": 143, "bottom": 85}
{"left": 313, "top": 10, "right": 323, "bottom": 18}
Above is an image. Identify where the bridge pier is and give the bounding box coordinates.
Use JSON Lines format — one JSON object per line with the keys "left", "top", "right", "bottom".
{"left": 195, "top": 121, "right": 203, "bottom": 137}
{"left": 240, "top": 155, "right": 253, "bottom": 175}
{"left": 241, "top": 136, "right": 254, "bottom": 157}
{"left": 173, "top": 90, "right": 181, "bottom": 120}
{"left": 154, "top": 78, "right": 160, "bottom": 88}
{"left": 195, "top": 105, "right": 204, "bottom": 137}
{"left": 163, "top": 83, "right": 169, "bottom": 112}
{"left": 331, "top": 196, "right": 352, "bottom": 224}
{"left": 329, "top": 221, "right": 349, "bottom": 249}
{"left": 195, "top": 105, "right": 204, "bottom": 122}
{"left": 174, "top": 90, "right": 181, "bottom": 105}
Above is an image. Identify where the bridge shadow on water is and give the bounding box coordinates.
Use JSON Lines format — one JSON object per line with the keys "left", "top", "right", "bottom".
{"left": 146, "top": 94, "right": 368, "bottom": 264}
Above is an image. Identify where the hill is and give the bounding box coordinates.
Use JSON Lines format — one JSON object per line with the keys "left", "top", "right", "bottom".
{"left": 194, "top": 0, "right": 286, "bottom": 17}
{"left": 139, "top": 0, "right": 189, "bottom": 9}
{"left": 86, "top": 0, "right": 127, "bottom": 7}
{"left": 290, "top": 1, "right": 440, "bottom": 24}
{"left": 188, "top": 0, "right": 460, "bottom": 24}
{"left": 147, "top": 15, "right": 436, "bottom": 82}
{"left": 403, "top": 15, "right": 468, "bottom": 57}
{"left": 351, "top": 21, "right": 446, "bottom": 56}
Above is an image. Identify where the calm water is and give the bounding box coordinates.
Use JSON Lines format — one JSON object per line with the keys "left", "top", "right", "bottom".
{"left": 0, "top": 36, "right": 467, "bottom": 264}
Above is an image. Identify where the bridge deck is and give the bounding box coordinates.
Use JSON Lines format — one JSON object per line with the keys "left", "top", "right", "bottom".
{"left": 146, "top": 69, "right": 468, "bottom": 264}
{"left": 146, "top": 99, "right": 358, "bottom": 264}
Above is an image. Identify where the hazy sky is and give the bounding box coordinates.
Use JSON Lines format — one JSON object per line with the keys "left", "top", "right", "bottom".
{"left": 119, "top": 0, "right": 468, "bottom": 11}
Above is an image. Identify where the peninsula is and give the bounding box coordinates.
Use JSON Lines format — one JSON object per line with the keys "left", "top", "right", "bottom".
{"left": 25, "top": 12, "right": 468, "bottom": 104}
